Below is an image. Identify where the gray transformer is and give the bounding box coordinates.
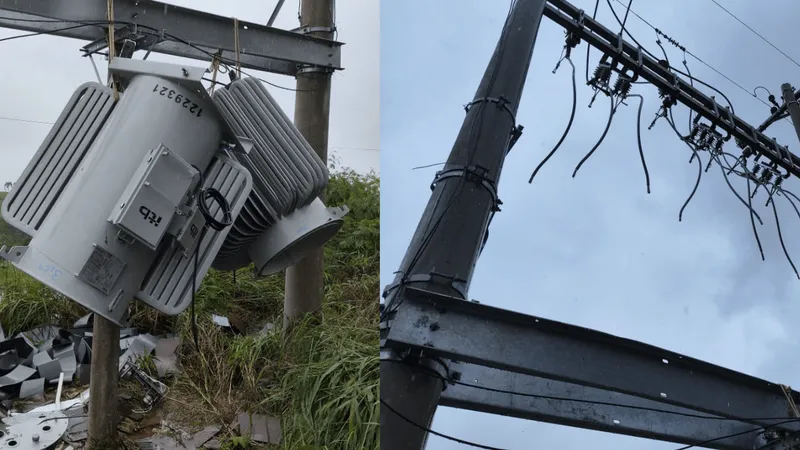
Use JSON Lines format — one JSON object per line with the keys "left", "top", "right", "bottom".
{"left": 0, "top": 58, "right": 345, "bottom": 326}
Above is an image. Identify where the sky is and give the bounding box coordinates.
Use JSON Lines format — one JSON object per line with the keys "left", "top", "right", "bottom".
{"left": 0, "top": 0, "right": 379, "bottom": 187}
{"left": 381, "top": 0, "right": 800, "bottom": 449}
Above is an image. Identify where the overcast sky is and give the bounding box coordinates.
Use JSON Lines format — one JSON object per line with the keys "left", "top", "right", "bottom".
{"left": 0, "top": 0, "right": 378, "bottom": 187}
{"left": 382, "top": 0, "right": 800, "bottom": 448}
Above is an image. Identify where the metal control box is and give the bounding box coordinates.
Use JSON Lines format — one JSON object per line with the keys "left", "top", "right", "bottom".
{"left": 109, "top": 145, "right": 198, "bottom": 250}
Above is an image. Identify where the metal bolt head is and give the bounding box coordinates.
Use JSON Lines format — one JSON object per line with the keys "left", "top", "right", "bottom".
{"left": 32, "top": 434, "right": 39, "bottom": 442}
{"left": 182, "top": 68, "right": 189, "bottom": 77}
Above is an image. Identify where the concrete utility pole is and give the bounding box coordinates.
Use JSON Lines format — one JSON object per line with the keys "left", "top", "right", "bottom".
{"left": 283, "top": 0, "right": 335, "bottom": 330}
{"left": 88, "top": 316, "right": 121, "bottom": 448}
{"left": 781, "top": 83, "right": 800, "bottom": 145}
{"left": 379, "top": 0, "right": 546, "bottom": 448}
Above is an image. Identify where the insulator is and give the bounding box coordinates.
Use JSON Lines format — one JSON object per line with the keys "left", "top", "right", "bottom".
{"left": 593, "top": 63, "right": 612, "bottom": 84}
{"left": 753, "top": 164, "right": 761, "bottom": 175}
{"left": 714, "top": 137, "right": 724, "bottom": 153}
{"left": 613, "top": 76, "right": 632, "bottom": 98}
{"left": 565, "top": 31, "right": 580, "bottom": 49}
{"left": 763, "top": 170, "right": 774, "bottom": 184}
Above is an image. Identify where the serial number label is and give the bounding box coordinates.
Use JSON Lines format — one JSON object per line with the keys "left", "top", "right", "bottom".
{"left": 152, "top": 84, "right": 203, "bottom": 117}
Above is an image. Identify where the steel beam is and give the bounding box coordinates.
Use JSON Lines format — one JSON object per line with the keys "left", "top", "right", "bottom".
{"left": 543, "top": 0, "right": 800, "bottom": 177}
{"left": 384, "top": 287, "right": 800, "bottom": 433}
{"left": 0, "top": 0, "right": 342, "bottom": 76}
{"left": 440, "top": 362, "right": 767, "bottom": 449}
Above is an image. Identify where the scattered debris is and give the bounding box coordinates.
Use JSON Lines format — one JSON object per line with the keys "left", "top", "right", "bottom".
{"left": 237, "top": 412, "right": 282, "bottom": 445}
{"left": 0, "top": 313, "right": 284, "bottom": 448}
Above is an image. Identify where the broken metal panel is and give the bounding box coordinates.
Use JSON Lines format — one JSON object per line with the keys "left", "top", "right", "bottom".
{"left": 0, "top": 365, "right": 35, "bottom": 388}
{"left": 0, "top": 410, "right": 69, "bottom": 450}
{"left": 18, "top": 378, "right": 45, "bottom": 401}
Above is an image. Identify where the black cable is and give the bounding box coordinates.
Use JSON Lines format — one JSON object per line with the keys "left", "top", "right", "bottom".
{"left": 0, "top": 23, "right": 92, "bottom": 42}
{"left": 380, "top": 398, "right": 509, "bottom": 450}
{"left": 664, "top": 114, "right": 703, "bottom": 222}
{"left": 629, "top": 94, "right": 651, "bottom": 193}
{"left": 585, "top": 0, "right": 600, "bottom": 85}
{"left": 681, "top": 149, "right": 703, "bottom": 223}
{"left": 682, "top": 50, "right": 695, "bottom": 130}
{"left": 771, "top": 196, "right": 799, "bottom": 279}
{"left": 529, "top": 57, "right": 576, "bottom": 183}
{"left": 712, "top": 153, "right": 764, "bottom": 225}
{"left": 674, "top": 418, "right": 800, "bottom": 450}
{"left": 707, "top": 0, "right": 800, "bottom": 70}
{"left": 572, "top": 94, "right": 618, "bottom": 178}
{"left": 619, "top": 0, "right": 633, "bottom": 31}
{"left": 745, "top": 174, "right": 766, "bottom": 261}
{"left": 384, "top": 358, "right": 800, "bottom": 424}
{"left": 610, "top": 0, "right": 773, "bottom": 113}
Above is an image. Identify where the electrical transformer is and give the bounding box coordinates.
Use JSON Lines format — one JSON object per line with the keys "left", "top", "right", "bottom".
{"left": 0, "top": 58, "right": 348, "bottom": 326}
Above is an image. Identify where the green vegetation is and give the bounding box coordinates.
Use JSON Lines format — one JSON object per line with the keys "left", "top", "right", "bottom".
{"left": 0, "top": 192, "right": 30, "bottom": 248}
{"left": 0, "top": 169, "right": 380, "bottom": 450}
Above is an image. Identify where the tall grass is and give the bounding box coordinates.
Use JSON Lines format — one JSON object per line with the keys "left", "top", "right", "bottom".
{"left": 0, "top": 170, "right": 380, "bottom": 449}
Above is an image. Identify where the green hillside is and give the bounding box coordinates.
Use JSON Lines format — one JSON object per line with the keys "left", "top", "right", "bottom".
{"left": 0, "top": 191, "right": 31, "bottom": 247}
{"left": 0, "top": 170, "right": 379, "bottom": 449}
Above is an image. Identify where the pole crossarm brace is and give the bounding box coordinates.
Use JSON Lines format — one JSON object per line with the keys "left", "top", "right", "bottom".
{"left": 442, "top": 363, "right": 765, "bottom": 449}
{"left": 543, "top": 0, "right": 800, "bottom": 178}
{"left": 0, "top": 0, "right": 343, "bottom": 76}
{"left": 383, "top": 287, "right": 800, "bottom": 448}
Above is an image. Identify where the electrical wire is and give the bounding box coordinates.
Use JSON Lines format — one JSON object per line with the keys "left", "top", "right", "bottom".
{"left": 665, "top": 115, "right": 703, "bottom": 222}
{"left": 771, "top": 196, "right": 799, "bottom": 279}
{"left": 610, "top": 0, "right": 774, "bottom": 112}
{"left": 712, "top": 153, "right": 764, "bottom": 225}
{"left": 0, "top": 23, "right": 93, "bottom": 42}
{"left": 585, "top": 0, "right": 600, "bottom": 85}
{"left": 380, "top": 398, "right": 508, "bottom": 450}
{"left": 384, "top": 358, "right": 800, "bottom": 426}
{"left": 674, "top": 418, "right": 800, "bottom": 450}
{"left": 572, "top": 94, "right": 618, "bottom": 178}
{"left": 744, "top": 172, "right": 766, "bottom": 261}
{"left": 707, "top": 0, "right": 800, "bottom": 70}
{"left": 628, "top": 94, "right": 651, "bottom": 193}
{"left": 529, "top": 57, "right": 576, "bottom": 183}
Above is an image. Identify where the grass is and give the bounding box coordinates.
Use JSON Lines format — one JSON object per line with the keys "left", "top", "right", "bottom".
{"left": 0, "top": 168, "right": 380, "bottom": 450}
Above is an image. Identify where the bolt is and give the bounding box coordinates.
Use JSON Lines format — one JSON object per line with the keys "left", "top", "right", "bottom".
{"left": 120, "top": 202, "right": 126, "bottom": 208}
{"left": 429, "top": 322, "right": 440, "bottom": 331}
{"left": 32, "top": 434, "right": 39, "bottom": 442}
{"left": 182, "top": 68, "right": 189, "bottom": 77}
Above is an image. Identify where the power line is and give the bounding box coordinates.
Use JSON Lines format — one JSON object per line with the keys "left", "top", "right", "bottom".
{"left": 610, "top": 0, "right": 773, "bottom": 110}
{"left": 0, "top": 116, "right": 53, "bottom": 125}
{"left": 380, "top": 398, "right": 508, "bottom": 450}
{"left": 707, "top": 0, "right": 800, "bottom": 70}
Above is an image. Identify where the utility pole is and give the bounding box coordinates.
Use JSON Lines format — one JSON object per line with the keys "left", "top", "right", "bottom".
{"left": 88, "top": 316, "right": 120, "bottom": 448}
{"left": 283, "top": 0, "right": 335, "bottom": 330}
{"left": 781, "top": 83, "right": 800, "bottom": 145}
{"left": 379, "top": 0, "right": 546, "bottom": 448}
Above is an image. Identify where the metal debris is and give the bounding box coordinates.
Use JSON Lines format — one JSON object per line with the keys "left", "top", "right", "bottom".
{"left": 0, "top": 410, "right": 69, "bottom": 450}
{"left": 237, "top": 412, "right": 281, "bottom": 444}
